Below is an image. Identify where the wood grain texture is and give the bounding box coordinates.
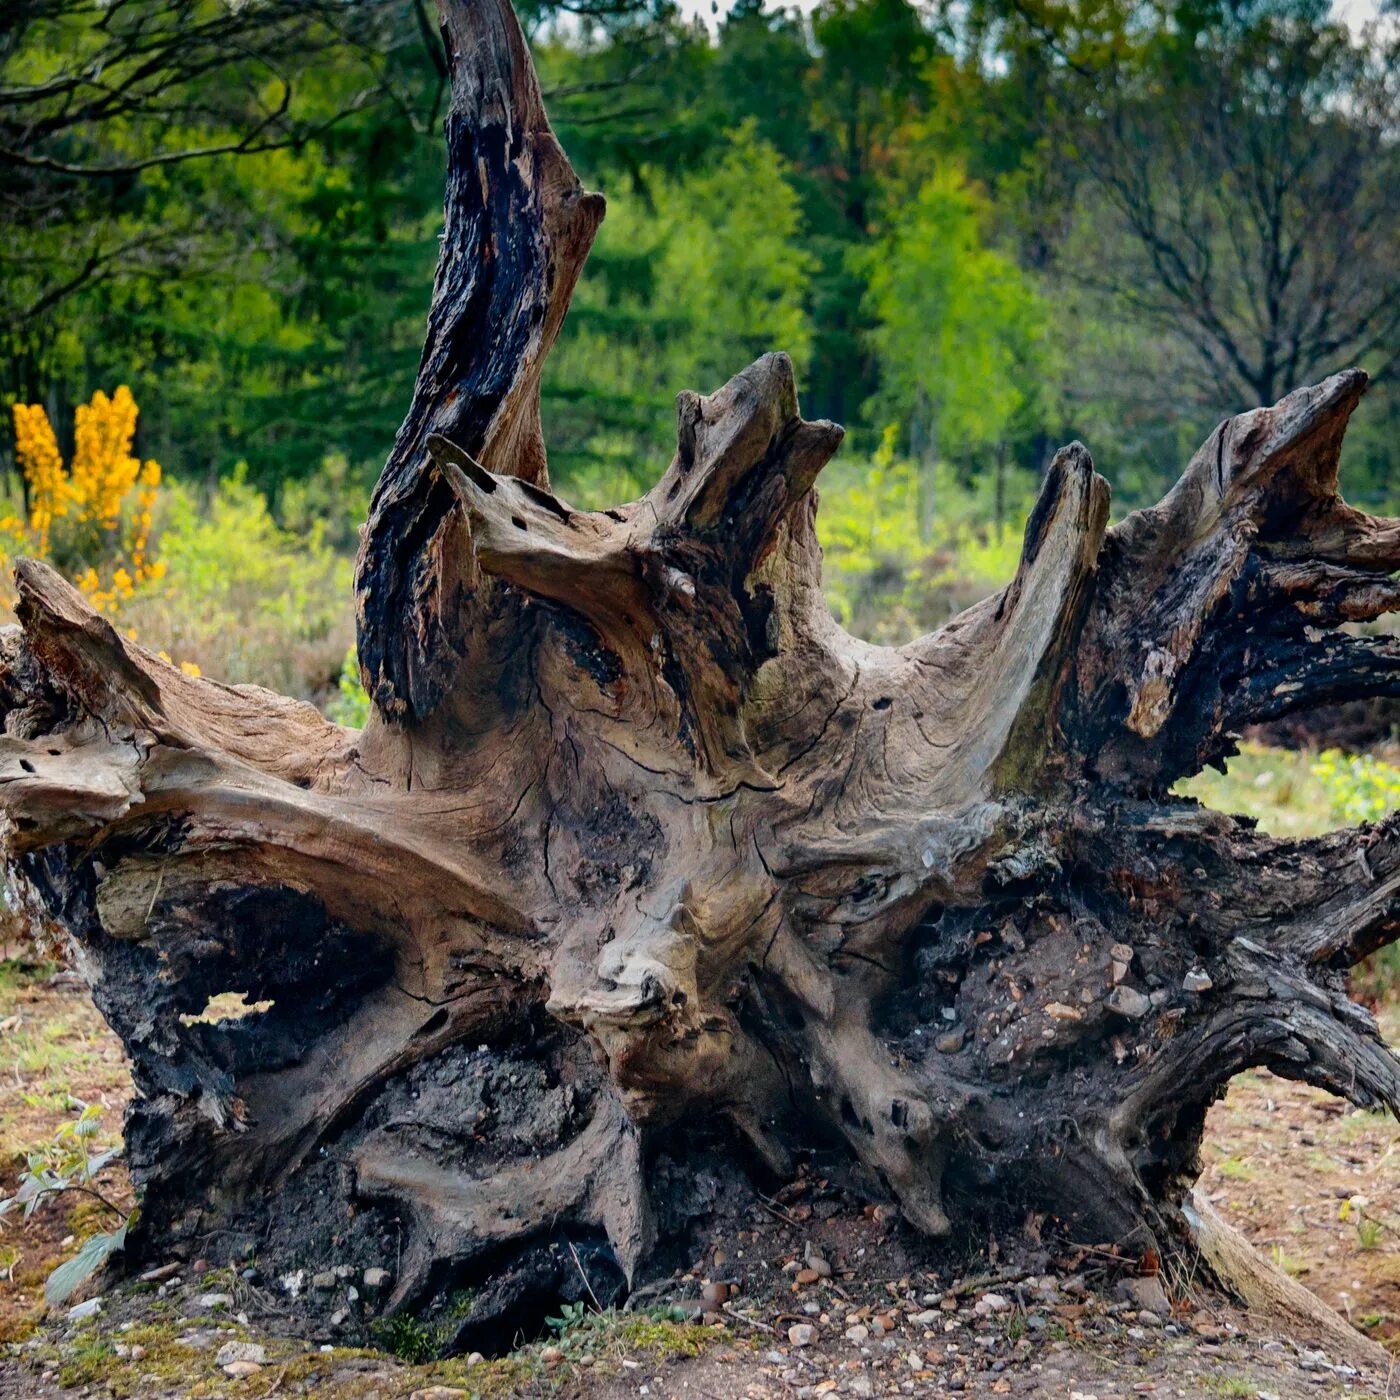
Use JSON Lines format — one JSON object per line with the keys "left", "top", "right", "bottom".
{"left": 2, "top": 0, "right": 1398, "bottom": 1347}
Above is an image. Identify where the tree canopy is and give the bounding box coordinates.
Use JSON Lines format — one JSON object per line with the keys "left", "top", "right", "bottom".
{"left": 5, "top": 0, "right": 1399, "bottom": 518}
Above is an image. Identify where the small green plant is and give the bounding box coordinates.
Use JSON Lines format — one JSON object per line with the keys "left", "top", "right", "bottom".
{"left": 1340, "top": 1194, "right": 1396, "bottom": 1251}
{"left": 1358, "top": 1217, "right": 1384, "bottom": 1250}
{"left": 373, "top": 1313, "right": 436, "bottom": 1364}
{"left": 328, "top": 645, "right": 370, "bottom": 727}
{"left": 0, "top": 1104, "right": 130, "bottom": 1305}
{"left": 546, "top": 1299, "right": 589, "bottom": 1336}
{"left": 372, "top": 1288, "right": 477, "bottom": 1362}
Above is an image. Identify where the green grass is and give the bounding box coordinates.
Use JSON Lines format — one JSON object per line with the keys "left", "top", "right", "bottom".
{"left": 1206, "top": 1380, "right": 1256, "bottom": 1398}
{"left": 1179, "top": 743, "right": 1400, "bottom": 1001}
{"left": 1213, "top": 1152, "right": 1256, "bottom": 1181}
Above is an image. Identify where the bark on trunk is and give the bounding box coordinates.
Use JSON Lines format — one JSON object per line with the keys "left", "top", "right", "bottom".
{"left": 4, "top": 0, "right": 1400, "bottom": 1348}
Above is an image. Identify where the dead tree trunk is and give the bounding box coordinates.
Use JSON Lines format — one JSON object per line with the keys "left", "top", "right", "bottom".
{"left": 5, "top": 0, "right": 1400, "bottom": 1345}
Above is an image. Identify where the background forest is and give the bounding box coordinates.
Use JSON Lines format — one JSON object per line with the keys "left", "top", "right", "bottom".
{"left": 3, "top": 0, "right": 1400, "bottom": 678}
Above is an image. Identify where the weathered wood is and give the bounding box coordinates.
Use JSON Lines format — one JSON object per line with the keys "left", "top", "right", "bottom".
{"left": 3, "top": 0, "right": 1400, "bottom": 1347}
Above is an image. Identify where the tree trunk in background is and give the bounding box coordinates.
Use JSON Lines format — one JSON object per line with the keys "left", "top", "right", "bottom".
{"left": 4, "top": 0, "right": 1400, "bottom": 1350}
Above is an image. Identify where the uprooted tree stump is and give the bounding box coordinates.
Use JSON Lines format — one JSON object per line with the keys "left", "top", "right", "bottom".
{"left": 4, "top": 0, "right": 1400, "bottom": 1352}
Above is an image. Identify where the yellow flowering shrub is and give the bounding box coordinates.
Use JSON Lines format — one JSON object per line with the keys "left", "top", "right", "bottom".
{"left": 6, "top": 387, "right": 167, "bottom": 617}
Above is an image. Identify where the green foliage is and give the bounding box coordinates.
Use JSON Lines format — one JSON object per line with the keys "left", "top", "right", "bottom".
{"left": 122, "top": 465, "right": 353, "bottom": 699}
{"left": 862, "top": 166, "right": 1046, "bottom": 515}
{"left": 6, "top": 0, "right": 1400, "bottom": 536}
{"left": 0, "top": 1106, "right": 130, "bottom": 1307}
{"left": 1179, "top": 743, "right": 1400, "bottom": 1001}
{"left": 818, "top": 427, "right": 1031, "bottom": 642}
{"left": 1311, "top": 749, "right": 1400, "bottom": 827}
{"left": 1, "top": 1105, "right": 120, "bottom": 1223}
{"left": 1176, "top": 743, "right": 1336, "bottom": 842}
{"left": 546, "top": 1299, "right": 589, "bottom": 1335}
{"left": 547, "top": 122, "right": 814, "bottom": 501}
{"left": 329, "top": 647, "right": 371, "bottom": 728}
{"left": 373, "top": 1313, "right": 437, "bottom": 1365}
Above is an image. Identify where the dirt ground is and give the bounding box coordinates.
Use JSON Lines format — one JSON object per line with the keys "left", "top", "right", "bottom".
{"left": 3, "top": 959, "right": 1400, "bottom": 1399}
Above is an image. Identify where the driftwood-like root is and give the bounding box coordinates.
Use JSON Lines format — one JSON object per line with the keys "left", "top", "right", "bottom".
{"left": 3, "top": 0, "right": 1399, "bottom": 1351}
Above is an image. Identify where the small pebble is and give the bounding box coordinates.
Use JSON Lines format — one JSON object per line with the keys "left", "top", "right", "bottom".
{"left": 215, "top": 1342, "right": 267, "bottom": 1367}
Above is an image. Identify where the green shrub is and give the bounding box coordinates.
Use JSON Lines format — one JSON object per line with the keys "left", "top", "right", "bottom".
{"left": 818, "top": 431, "right": 1029, "bottom": 643}
{"left": 1311, "top": 748, "right": 1400, "bottom": 826}
{"left": 120, "top": 465, "right": 353, "bottom": 701}
{"left": 328, "top": 645, "right": 370, "bottom": 727}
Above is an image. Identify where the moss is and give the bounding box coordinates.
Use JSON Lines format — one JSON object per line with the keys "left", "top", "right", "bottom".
{"left": 0, "top": 1306, "right": 41, "bottom": 1345}
{"left": 8, "top": 1295, "right": 721, "bottom": 1399}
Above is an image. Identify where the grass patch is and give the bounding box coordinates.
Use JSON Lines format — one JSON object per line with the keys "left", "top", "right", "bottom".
{"left": 1213, "top": 1152, "right": 1256, "bottom": 1181}
{"left": 1206, "top": 1380, "right": 1256, "bottom": 1398}
{"left": 15, "top": 1307, "right": 721, "bottom": 1400}
{"left": 1176, "top": 743, "right": 1336, "bottom": 839}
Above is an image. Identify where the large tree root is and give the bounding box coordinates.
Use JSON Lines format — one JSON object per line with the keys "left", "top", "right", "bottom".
{"left": 3, "top": 0, "right": 1400, "bottom": 1355}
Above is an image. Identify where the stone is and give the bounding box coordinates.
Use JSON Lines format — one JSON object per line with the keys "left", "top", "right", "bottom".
{"left": 1044, "top": 1002, "right": 1082, "bottom": 1021}
{"left": 215, "top": 1342, "right": 268, "bottom": 1367}
{"left": 466, "top": 1352, "right": 485, "bottom": 1366}
{"left": 1183, "top": 968, "right": 1213, "bottom": 992}
{"left": 409, "top": 1390, "right": 468, "bottom": 1400}
{"left": 66, "top": 1298, "right": 103, "bottom": 1321}
{"left": 196, "top": 1293, "right": 234, "bottom": 1311}
{"left": 137, "top": 1263, "right": 180, "bottom": 1283}
{"left": 701, "top": 1281, "right": 730, "bottom": 1309}
{"left": 789, "top": 1323, "right": 818, "bottom": 1346}
{"left": 935, "top": 1028, "right": 966, "bottom": 1054}
{"left": 1115, "top": 1275, "right": 1169, "bottom": 1317}
{"left": 974, "top": 1293, "right": 1011, "bottom": 1316}
{"left": 1107, "top": 985, "right": 1151, "bottom": 1019}
{"left": 1190, "top": 1311, "right": 1223, "bottom": 1340}
{"left": 846, "top": 1325, "right": 869, "bottom": 1344}
{"left": 312, "top": 1271, "right": 337, "bottom": 1291}
{"left": 280, "top": 1270, "right": 305, "bottom": 1297}
{"left": 129, "top": 1345, "right": 147, "bottom": 1361}
{"left": 806, "top": 1254, "right": 832, "bottom": 1278}
{"left": 796, "top": 1268, "right": 821, "bottom": 1285}
{"left": 223, "top": 1361, "right": 263, "bottom": 1379}
{"left": 909, "top": 1309, "right": 939, "bottom": 1327}
{"left": 362, "top": 1267, "right": 391, "bottom": 1290}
